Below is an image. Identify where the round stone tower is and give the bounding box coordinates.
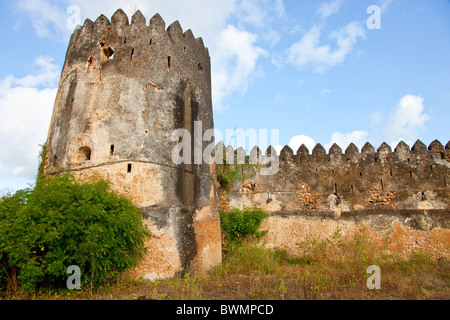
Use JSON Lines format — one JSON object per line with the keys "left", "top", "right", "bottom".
{"left": 44, "top": 9, "right": 221, "bottom": 279}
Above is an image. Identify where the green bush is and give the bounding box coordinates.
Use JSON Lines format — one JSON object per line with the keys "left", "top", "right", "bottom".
{"left": 219, "top": 207, "right": 268, "bottom": 248}
{"left": 0, "top": 174, "right": 150, "bottom": 294}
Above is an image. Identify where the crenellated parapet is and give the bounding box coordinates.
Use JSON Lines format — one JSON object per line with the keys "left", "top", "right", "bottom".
{"left": 216, "top": 139, "right": 450, "bottom": 168}
{"left": 216, "top": 139, "right": 450, "bottom": 215}
{"left": 64, "top": 10, "right": 210, "bottom": 87}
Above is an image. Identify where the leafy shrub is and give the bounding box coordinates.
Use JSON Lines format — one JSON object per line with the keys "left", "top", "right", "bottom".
{"left": 0, "top": 174, "right": 150, "bottom": 294}
{"left": 219, "top": 207, "right": 268, "bottom": 248}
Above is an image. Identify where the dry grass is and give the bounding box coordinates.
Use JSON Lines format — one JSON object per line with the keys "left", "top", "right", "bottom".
{"left": 6, "top": 228, "right": 449, "bottom": 300}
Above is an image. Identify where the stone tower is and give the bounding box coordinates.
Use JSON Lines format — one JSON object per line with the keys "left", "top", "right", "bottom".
{"left": 44, "top": 9, "right": 222, "bottom": 279}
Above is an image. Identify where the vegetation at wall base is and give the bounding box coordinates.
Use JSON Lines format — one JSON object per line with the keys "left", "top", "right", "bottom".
{"left": 1, "top": 225, "right": 448, "bottom": 300}
{"left": 219, "top": 207, "right": 268, "bottom": 251}
{"left": 0, "top": 173, "right": 150, "bottom": 296}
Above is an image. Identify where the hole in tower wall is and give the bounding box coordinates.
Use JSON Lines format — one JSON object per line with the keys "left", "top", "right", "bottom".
{"left": 351, "top": 185, "right": 354, "bottom": 193}
{"left": 127, "top": 164, "right": 132, "bottom": 173}
{"left": 130, "top": 48, "right": 135, "bottom": 62}
{"left": 110, "top": 145, "right": 115, "bottom": 157}
{"left": 79, "top": 146, "right": 91, "bottom": 161}
{"left": 102, "top": 46, "right": 115, "bottom": 60}
{"left": 124, "top": 37, "right": 127, "bottom": 44}
{"left": 88, "top": 57, "right": 95, "bottom": 68}
{"left": 168, "top": 56, "right": 171, "bottom": 71}
{"left": 410, "top": 171, "right": 413, "bottom": 178}
{"left": 197, "top": 63, "right": 203, "bottom": 74}
{"left": 150, "top": 39, "right": 153, "bottom": 45}
{"left": 421, "top": 191, "right": 427, "bottom": 201}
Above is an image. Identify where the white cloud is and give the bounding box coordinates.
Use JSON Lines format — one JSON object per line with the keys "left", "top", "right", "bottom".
{"left": 262, "top": 29, "right": 282, "bottom": 48}
{"left": 321, "top": 88, "right": 331, "bottom": 96}
{"left": 323, "top": 95, "right": 429, "bottom": 152}
{"left": 380, "top": 0, "right": 396, "bottom": 12}
{"left": 369, "top": 111, "right": 384, "bottom": 126}
{"left": 233, "top": 0, "right": 285, "bottom": 28}
{"left": 234, "top": 0, "right": 271, "bottom": 28}
{"left": 317, "top": 0, "right": 343, "bottom": 19}
{"left": 326, "top": 131, "right": 368, "bottom": 151}
{"left": 213, "top": 25, "right": 267, "bottom": 112}
{"left": 0, "top": 56, "right": 58, "bottom": 181}
{"left": 385, "top": 95, "right": 430, "bottom": 145}
{"left": 13, "top": 56, "right": 60, "bottom": 88}
{"left": 16, "top": 0, "right": 72, "bottom": 39}
{"left": 274, "top": 0, "right": 286, "bottom": 17}
{"left": 287, "top": 22, "right": 365, "bottom": 73}
{"left": 288, "top": 135, "right": 316, "bottom": 153}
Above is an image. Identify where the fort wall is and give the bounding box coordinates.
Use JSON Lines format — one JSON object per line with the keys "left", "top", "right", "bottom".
{"left": 217, "top": 140, "right": 450, "bottom": 258}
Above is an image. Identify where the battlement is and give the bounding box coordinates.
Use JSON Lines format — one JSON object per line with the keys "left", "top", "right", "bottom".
{"left": 218, "top": 138, "right": 449, "bottom": 217}
{"left": 215, "top": 139, "right": 450, "bottom": 167}
{"left": 63, "top": 9, "right": 210, "bottom": 91}
{"left": 217, "top": 138, "right": 449, "bottom": 207}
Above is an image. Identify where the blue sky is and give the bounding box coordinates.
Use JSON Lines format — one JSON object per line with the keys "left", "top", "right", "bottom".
{"left": 0, "top": 0, "right": 449, "bottom": 193}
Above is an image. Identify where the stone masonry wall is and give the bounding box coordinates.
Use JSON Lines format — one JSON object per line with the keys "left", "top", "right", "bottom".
{"left": 217, "top": 139, "right": 450, "bottom": 258}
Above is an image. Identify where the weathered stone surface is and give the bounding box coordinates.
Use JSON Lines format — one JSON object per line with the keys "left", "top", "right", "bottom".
{"left": 44, "top": 10, "right": 221, "bottom": 278}
{"left": 220, "top": 141, "right": 450, "bottom": 258}
{"left": 345, "top": 143, "right": 359, "bottom": 155}
{"left": 260, "top": 215, "right": 450, "bottom": 259}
